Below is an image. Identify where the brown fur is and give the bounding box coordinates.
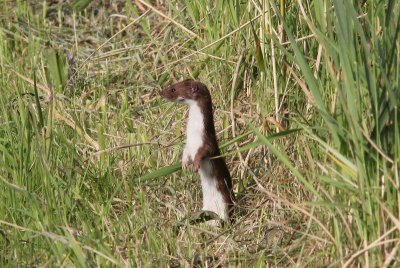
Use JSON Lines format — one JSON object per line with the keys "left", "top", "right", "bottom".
{"left": 161, "top": 80, "right": 235, "bottom": 218}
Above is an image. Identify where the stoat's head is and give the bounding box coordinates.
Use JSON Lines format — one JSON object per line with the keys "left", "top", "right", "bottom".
{"left": 160, "top": 79, "right": 211, "bottom": 104}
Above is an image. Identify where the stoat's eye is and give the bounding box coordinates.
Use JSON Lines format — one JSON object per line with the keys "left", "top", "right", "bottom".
{"left": 170, "top": 88, "right": 176, "bottom": 92}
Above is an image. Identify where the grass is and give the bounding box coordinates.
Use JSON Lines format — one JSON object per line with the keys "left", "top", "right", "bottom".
{"left": 0, "top": 0, "right": 399, "bottom": 266}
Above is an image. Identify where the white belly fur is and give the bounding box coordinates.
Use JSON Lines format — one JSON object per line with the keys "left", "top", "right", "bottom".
{"left": 185, "top": 101, "right": 227, "bottom": 220}
{"left": 199, "top": 160, "right": 227, "bottom": 220}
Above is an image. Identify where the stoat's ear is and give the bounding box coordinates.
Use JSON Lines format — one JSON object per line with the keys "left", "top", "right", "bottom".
{"left": 191, "top": 84, "right": 199, "bottom": 94}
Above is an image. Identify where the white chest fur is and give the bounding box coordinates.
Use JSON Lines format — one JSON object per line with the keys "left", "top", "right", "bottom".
{"left": 184, "top": 100, "right": 228, "bottom": 220}
{"left": 185, "top": 101, "right": 204, "bottom": 159}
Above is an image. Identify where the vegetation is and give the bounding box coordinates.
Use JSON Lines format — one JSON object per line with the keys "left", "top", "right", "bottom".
{"left": 0, "top": 0, "right": 399, "bottom": 266}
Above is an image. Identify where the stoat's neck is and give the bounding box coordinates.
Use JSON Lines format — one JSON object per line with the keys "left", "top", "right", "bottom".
{"left": 187, "top": 101, "right": 204, "bottom": 136}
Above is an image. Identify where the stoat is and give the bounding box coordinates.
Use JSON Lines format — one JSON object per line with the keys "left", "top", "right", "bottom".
{"left": 161, "top": 80, "right": 235, "bottom": 221}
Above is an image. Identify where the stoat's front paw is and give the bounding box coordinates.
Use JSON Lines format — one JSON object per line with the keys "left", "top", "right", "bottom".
{"left": 192, "top": 160, "right": 201, "bottom": 172}
{"left": 182, "top": 158, "right": 190, "bottom": 169}
{"left": 182, "top": 153, "right": 190, "bottom": 169}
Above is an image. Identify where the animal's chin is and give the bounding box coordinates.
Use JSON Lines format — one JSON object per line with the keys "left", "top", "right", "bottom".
{"left": 161, "top": 95, "right": 175, "bottom": 102}
{"left": 163, "top": 96, "right": 186, "bottom": 103}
